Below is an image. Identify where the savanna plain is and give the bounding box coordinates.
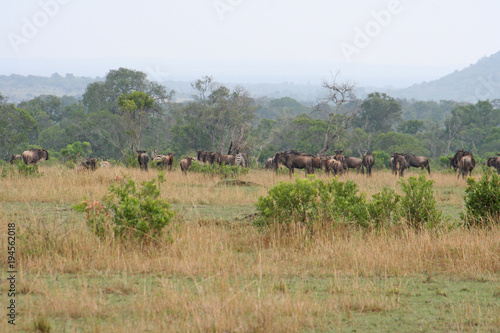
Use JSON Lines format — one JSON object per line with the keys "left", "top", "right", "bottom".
{"left": 0, "top": 165, "right": 499, "bottom": 332}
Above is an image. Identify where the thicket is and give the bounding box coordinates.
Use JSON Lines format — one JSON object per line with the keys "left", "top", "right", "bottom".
{"left": 74, "top": 173, "right": 174, "bottom": 240}
{"left": 462, "top": 170, "right": 500, "bottom": 226}
{"left": 255, "top": 175, "right": 441, "bottom": 229}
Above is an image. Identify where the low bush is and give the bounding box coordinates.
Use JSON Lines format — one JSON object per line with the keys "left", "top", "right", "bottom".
{"left": 398, "top": 175, "right": 442, "bottom": 228}
{"left": 462, "top": 170, "right": 500, "bottom": 226}
{"left": 74, "top": 173, "right": 175, "bottom": 240}
{"left": 255, "top": 175, "right": 442, "bottom": 230}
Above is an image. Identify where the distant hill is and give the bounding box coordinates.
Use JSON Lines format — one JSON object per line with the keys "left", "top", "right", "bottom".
{"left": 386, "top": 51, "right": 500, "bottom": 102}
{"left": 0, "top": 73, "right": 97, "bottom": 103}
{"left": 3, "top": 52, "right": 500, "bottom": 104}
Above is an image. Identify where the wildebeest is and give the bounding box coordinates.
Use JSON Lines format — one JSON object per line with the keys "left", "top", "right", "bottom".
{"left": 179, "top": 157, "right": 195, "bottom": 174}
{"left": 81, "top": 158, "right": 97, "bottom": 171}
{"left": 362, "top": 153, "right": 375, "bottom": 176}
{"left": 325, "top": 158, "right": 344, "bottom": 175}
{"left": 218, "top": 154, "right": 236, "bottom": 166}
{"left": 9, "top": 154, "right": 22, "bottom": 164}
{"left": 273, "top": 151, "right": 314, "bottom": 176}
{"left": 344, "top": 156, "right": 364, "bottom": 173}
{"left": 391, "top": 153, "right": 408, "bottom": 177}
{"left": 156, "top": 153, "right": 174, "bottom": 170}
{"left": 196, "top": 150, "right": 206, "bottom": 163}
{"left": 137, "top": 150, "right": 149, "bottom": 171}
{"left": 458, "top": 154, "right": 475, "bottom": 179}
{"left": 485, "top": 154, "right": 500, "bottom": 174}
{"left": 404, "top": 154, "right": 431, "bottom": 174}
{"left": 22, "top": 148, "right": 49, "bottom": 165}
{"left": 449, "top": 149, "right": 468, "bottom": 172}
{"left": 333, "top": 150, "right": 346, "bottom": 170}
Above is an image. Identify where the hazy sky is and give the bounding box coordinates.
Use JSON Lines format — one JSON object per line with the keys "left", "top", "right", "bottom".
{"left": 1, "top": 0, "right": 499, "bottom": 87}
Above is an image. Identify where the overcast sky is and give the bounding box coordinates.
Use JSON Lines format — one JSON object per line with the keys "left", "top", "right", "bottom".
{"left": 1, "top": 0, "right": 499, "bottom": 87}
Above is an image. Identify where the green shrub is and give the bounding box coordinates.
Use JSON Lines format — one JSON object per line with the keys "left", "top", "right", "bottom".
{"left": 255, "top": 174, "right": 443, "bottom": 230}
{"left": 255, "top": 177, "right": 323, "bottom": 226}
{"left": 325, "top": 178, "right": 370, "bottom": 227}
{"left": 255, "top": 176, "right": 369, "bottom": 228}
{"left": 74, "top": 173, "right": 174, "bottom": 240}
{"left": 462, "top": 170, "right": 500, "bottom": 226}
{"left": 367, "top": 187, "right": 401, "bottom": 228}
{"left": 398, "top": 175, "right": 442, "bottom": 228}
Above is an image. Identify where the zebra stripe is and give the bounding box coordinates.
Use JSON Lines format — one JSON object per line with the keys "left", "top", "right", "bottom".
{"left": 235, "top": 153, "right": 245, "bottom": 167}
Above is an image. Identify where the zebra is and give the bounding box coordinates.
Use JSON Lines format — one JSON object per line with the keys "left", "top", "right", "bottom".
{"left": 235, "top": 153, "right": 246, "bottom": 167}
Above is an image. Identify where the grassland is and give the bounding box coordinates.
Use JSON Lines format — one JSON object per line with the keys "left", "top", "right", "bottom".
{"left": 0, "top": 165, "right": 499, "bottom": 332}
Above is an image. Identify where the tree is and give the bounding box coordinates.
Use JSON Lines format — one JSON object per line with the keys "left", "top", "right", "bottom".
{"left": 313, "top": 74, "right": 358, "bottom": 156}
{"left": 117, "top": 91, "right": 155, "bottom": 153}
{"left": 82, "top": 68, "right": 173, "bottom": 114}
{"left": 353, "top": 92, "right": 402, "bottom": 133}
{"left": 0, "top": 101, "right": 38, "bottom": 159}
{"left": 172, "top": 76, "right": 256, "bottom": 154}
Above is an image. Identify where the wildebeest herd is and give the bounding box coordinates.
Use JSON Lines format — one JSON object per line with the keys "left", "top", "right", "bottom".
{"left": 9, "top": 147, "right": 500, "bottom": 179}
{"left": 268, "top": 150, "right": 375, "bottom": 177}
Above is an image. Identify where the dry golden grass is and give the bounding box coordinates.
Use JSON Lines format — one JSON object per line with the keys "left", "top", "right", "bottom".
{"left": 0, "top": 165, "right": 498, "bottom": 332}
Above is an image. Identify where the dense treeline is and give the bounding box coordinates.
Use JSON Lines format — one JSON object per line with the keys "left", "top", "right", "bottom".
{"left": 1, "top": 67, "right": 499, "bottom": 167}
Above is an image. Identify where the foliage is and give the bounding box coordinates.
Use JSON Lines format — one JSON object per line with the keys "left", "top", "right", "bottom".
{"left": 461, "top": 170, "right": 500, "bottom": 226}
{"left": 353, "top": 92, "right": 402, "bottom": 133}
{"left": 256, "top": 175, "right": 443, "bottom": 230}
{"left": 398, "top": 175, "right": 442, "bottom": 228}
{"left": 1, "top": 162, "right": 42, "bottom": 178}
{"left": 372, "top": 150, "right": 391, "bottom": 169}
{"left": 189, "top": 161, "right": 249, "bottom": 179}
{"left": 366, "top": 187, "right": 401, "bottom": 228}
{"left": 74, "top": 173, "right": 174, "bottom": 240}
{"left": 255, "top": 177, "right": 325, "bottom": 226}
{"left": 255, "top": 177, "right": 372, "bottom": 228}
{"left": 60, "top": 141, "right": 92, "bottom": 164}
{"left": 0, "top": 102, "right": 38, "bottom": 159}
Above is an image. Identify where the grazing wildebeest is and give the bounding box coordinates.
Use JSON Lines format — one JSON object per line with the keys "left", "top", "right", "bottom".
{"left": 82, "top": 158, "right": 97, "bottom": 171}
{"left": 325, "top": 158, "right": 344, "bottom": 175}
{"left": 10, "top": 154, "right": 22, "bottom": 164}
{"left": 179, "top": 157, "right": 195, "bottom": 174}
{"left": 404, "top": 154, "right": 431, "bottom": 174}
{"left": 100, "top": 161, "right": 111, "bottom": 168}
{"left": 458, "top": 154, "right": 475, "bottom": 179}
{"left": 344, "top": 156, "right": 364, "bottom": 173}
{"left": 22, "top": 148, "right": 49, "bottom": 165}
{"left": 362, "top": 153, "right": 375, "bottom": 176}
{"left": 273, "top": 151, "right": 314, "bottom": 176}
{"left": 137, "top": 150, "right": 149, "bottom": 171}
{"left": 157, "top": 153, "right": 174, "bottom": 170}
